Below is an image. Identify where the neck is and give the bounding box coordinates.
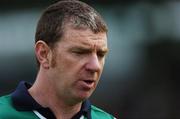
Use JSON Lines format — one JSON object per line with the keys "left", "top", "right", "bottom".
{"left": 28, "top": 71, "right": 82, "bottom": 119}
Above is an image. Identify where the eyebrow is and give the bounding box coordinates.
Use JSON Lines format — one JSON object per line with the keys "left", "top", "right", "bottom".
{"left": 70, "top": 46, "right": 109, "bottom": 54}
{"left": 97, "top": 48, "right": 109, "bottom": 54}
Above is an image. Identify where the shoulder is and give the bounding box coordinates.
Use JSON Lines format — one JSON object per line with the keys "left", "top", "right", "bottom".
{"left": 0, "top": 94, "right": 12, "bottom": 109}
{"left": 0, "top": 95, "right": 15, "bottom": 117}
{"left": 0, "top": 95, "right": 20, "bottom": 117}
{"left": 0, "top": 95, "right": 38, "bottom": 119}
{"left": 91, "top": 105, "right": 117, "bottom": 119}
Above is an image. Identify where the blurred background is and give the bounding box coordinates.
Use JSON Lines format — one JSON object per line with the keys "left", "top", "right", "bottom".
{"left": 1, "top": 0, "right": 180, "bottom": 119}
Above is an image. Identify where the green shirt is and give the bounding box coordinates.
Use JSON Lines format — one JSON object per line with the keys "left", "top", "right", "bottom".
{"left": 0, "top": 95, "right": 116, "bottom": 119}
{"left": 0, "top": 81, "right": 116, "bottom": 119}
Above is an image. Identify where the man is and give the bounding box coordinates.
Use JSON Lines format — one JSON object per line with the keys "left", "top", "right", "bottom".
{"left": 0, "top": 0, "right": 116, "bottom": 119}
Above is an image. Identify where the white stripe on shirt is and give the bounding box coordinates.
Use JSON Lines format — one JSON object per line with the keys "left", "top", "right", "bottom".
{"left": 33, "top": 110, "right": 85, "bottom": 119}
{"left": 33, "top": 110, "right": 47, "bottom": 119}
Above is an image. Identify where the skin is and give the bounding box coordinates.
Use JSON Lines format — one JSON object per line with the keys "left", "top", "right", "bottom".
{"left": 29, "top": 26, "right": 108, "bottom": 119}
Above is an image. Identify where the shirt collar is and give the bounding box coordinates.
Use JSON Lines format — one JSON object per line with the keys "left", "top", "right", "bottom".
{"left": 11, "top": 81, "right": 43, "bottom": 111}
{"left": 11, "top": 81, "right": 91, "bottom": 119}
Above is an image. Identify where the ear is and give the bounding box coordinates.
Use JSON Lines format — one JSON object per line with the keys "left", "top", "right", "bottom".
{"left": 35, "top": 41, "right": 51, "bottom": 69}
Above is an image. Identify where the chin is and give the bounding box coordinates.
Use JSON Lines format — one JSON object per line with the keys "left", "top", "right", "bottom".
{"left": 75, "top": 91, "right": 93, "bottom": 102}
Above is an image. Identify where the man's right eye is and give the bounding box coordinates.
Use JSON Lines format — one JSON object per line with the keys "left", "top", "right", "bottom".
{"left": 72, "top": 50, "right": 86, "bottom": 55}
{"left": 70, "top": 48, "right": 91, "bottom": 56}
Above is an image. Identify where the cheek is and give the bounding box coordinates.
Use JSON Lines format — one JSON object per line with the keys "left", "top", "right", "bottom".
{"left": 55, "top": 52, "right": 81, "bottom": 73}
{"left": 99, "top": 60, "right": 105, "bottom": 70}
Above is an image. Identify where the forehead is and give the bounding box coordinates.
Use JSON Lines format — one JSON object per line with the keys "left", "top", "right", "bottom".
{"left": 61, "top": 27, "right": 107, "bottom": 48}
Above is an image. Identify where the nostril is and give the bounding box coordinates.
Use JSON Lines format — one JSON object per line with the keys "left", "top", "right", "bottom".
{"left": 85, "top": 60, "right": 101, "bottom": 72}
{"left": 86, "top": 68, "right": 97, "bottom": 74}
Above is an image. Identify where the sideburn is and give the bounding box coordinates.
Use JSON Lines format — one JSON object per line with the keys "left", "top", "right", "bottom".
{"left": 50, "top": 49, "right": 57, "bottom": 68}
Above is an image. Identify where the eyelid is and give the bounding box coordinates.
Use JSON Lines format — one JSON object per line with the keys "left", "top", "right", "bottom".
{"left": 97, "top": 51, "right": 108, "bottom": 57}
{"left": 71, "top": 48, "right": 91, "bottom": 54}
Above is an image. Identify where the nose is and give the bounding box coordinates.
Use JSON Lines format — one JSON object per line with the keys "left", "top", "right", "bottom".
{"left": 85, "top": 54, "right": 101, "bottom": 73}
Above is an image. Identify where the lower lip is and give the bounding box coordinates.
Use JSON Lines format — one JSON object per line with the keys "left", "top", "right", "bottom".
{"left": 78, "top": 80, "right": 95, "bottom": 90}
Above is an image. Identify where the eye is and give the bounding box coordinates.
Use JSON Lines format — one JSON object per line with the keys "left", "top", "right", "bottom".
{"left": 71, "top": 49, "right": 89, "bottom": 56}
{"left": 97, "top": 52, "right": 106, "bottom": 58}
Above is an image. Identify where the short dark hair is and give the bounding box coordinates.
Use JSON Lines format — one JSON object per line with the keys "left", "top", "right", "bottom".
{"left": 35, "top": 0, "right": 108, "bottom": 66}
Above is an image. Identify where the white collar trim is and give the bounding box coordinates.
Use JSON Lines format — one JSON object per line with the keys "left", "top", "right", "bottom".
{"left": 33, "top": 110, "right": 47, "bottom": 119}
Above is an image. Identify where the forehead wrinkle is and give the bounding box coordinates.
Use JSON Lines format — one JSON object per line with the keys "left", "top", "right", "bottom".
{"left": 64, "top": 27, "right": 106, "bottom": 40}
{"left": 66, "top": 33, "right": 107, "bottom": 47}
{"left": 79, "top": 39, "right": 107, "bottom": 50}
{"left": 62, "top": 27, "right": 107, "bottom": 48}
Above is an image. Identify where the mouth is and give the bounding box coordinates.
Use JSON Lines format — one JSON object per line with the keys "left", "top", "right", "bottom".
{"left": 79, "top": 79, "right": 95, "bottom": 90}
{"left": 83, "top": 80, "right": 94, "bottom": 84}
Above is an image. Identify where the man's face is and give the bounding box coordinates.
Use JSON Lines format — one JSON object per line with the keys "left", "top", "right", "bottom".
{"left": 48, "top": 27, "right": 108, "bottom": 104}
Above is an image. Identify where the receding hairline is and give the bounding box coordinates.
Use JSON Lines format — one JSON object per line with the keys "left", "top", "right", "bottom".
{"left": 52, "top": 21, "right": 108, "bottom": 47}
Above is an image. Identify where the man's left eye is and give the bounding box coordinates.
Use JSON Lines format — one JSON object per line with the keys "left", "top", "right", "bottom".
{"left": 97, "top": 52, "right": 106, "bottom": 58}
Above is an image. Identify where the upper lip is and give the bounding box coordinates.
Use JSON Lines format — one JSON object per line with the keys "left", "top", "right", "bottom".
{"left": 81, "top": 78, "right": 95, "bottom": 82}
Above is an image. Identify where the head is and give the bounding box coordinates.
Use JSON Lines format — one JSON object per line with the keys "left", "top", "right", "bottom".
{"left": 35, "top": 0, "right": 107, "bottom": 66}
{"left": 35, "top": 0, "right": 108, "bottom": 104}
